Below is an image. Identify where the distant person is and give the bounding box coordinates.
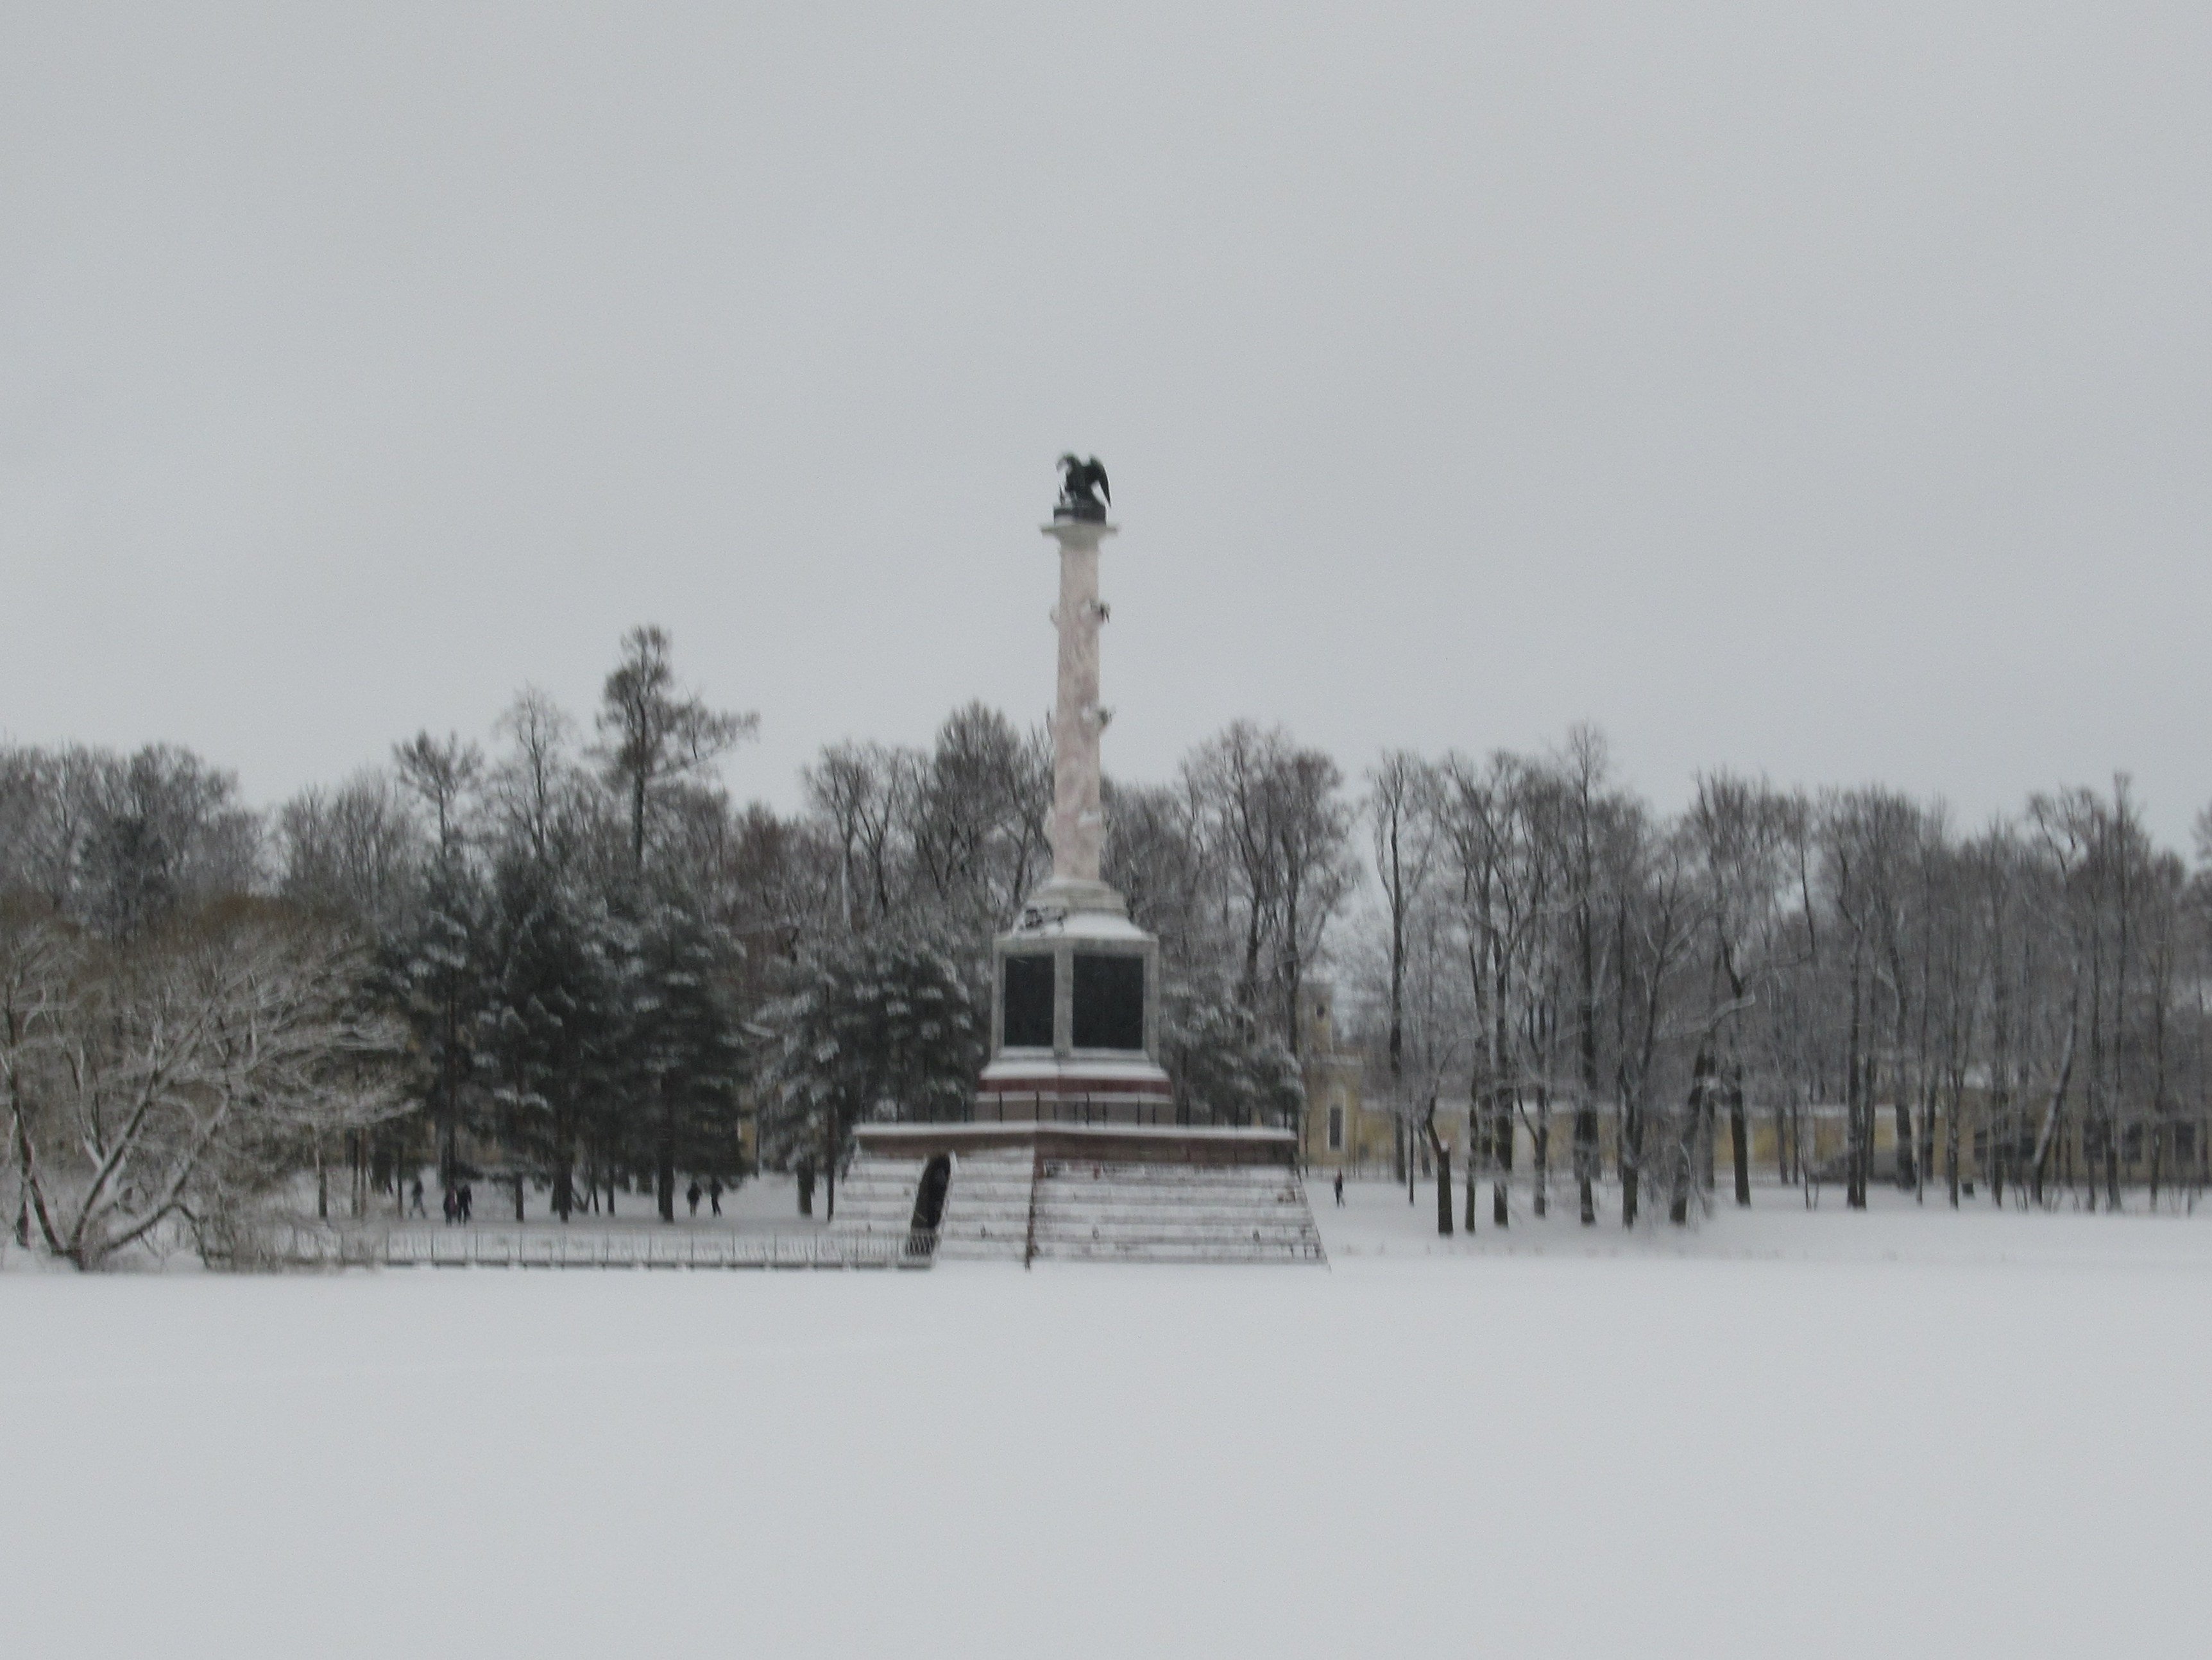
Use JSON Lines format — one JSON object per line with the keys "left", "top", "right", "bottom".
{"left": 409, "top": 1176, "right": 427, "bottom": 1217}
{"left": 708, "top": 1177, "right": 723, "bottom": 1217}
{"left": 1333, "top": 1171, "right": 1345, "bottom": 1207}
{"left": 459, "top": 1181, "right": 473, "bottom": 1223}
{"left": 686, "top": 1180, "right": 702, "bottom": 1218}
{"left": 442, "top": 1187, "right": 457, "bottom": 1225}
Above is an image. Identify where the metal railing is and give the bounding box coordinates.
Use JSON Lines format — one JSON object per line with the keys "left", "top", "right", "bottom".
{"left": 228, "top": 1223, "right": 934, "bottom": 1272}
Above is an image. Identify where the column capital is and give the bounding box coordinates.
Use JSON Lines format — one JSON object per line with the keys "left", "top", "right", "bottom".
{"left": 1041, "top": 520, "right": 1119, "bottom": 550}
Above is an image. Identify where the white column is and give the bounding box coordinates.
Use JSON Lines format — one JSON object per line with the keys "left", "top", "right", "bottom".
{"left": 1042, "top": 519, "right": 1115, "bottom": 886}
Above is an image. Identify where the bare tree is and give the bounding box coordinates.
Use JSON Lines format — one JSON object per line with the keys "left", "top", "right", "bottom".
{"left": 803, "top": 740, "right": 918, "bottom": 932}
{"left": 595, "top": 625, "right": 758, "bottom": 876}
{"left": 4, "top": 906, "right": 407, "bottom": 1268}
{"left": 1368, "top": 750, "right": 1440, "bottom": 1208}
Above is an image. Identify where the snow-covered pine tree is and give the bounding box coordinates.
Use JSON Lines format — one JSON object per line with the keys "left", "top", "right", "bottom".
{"left": 475, "top": 847, "right": 620, "bottom": 1221}
{"left": 754, "top": 934, "right": 985, "bottom": 1220}
{"left": 615, "top": 895, "right": 745, "bottom": 1221}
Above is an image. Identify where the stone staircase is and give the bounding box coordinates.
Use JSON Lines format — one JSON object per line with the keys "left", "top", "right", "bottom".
{"left": 1030, "top": 1159, "right": 1326, "bottom": 1264}
{"left": 933, "top": 1148, "right": 1036, "bottom": 1263}
{"left": 828, "top": 1156, "right": 928, "bottom": 1242}
{"left": 833, "top": 1139, "right": 1327, "bottom": 1266}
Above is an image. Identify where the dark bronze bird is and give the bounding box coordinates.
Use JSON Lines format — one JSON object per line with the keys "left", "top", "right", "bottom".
{"left": 1055, "top": 453, "right": 1110, "bottom": 521}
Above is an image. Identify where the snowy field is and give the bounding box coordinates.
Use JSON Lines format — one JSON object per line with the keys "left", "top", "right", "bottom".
{"left": 4, "top": 1184, "right": 2206, "bottom": 1659}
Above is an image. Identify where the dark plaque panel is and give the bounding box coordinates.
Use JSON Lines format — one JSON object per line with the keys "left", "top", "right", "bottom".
{"left": 1002, "top": 953, "right": 1055, "bottom": 1049}
{"left": 1072, "top": 953, "right": 1146, "bottom": 1051}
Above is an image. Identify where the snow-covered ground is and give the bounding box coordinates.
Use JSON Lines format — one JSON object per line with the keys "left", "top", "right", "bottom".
{"left": 3, "top": 1183, "right": 2204, "bottom": 1658}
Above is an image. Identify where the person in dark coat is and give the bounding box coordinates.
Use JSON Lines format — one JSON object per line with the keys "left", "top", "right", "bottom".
{"left": 1332, "top": 1170, "right": 1345, "bottom": 1207}
{"left": 686, "top": 1180, "right": 702, "bottom": 1217}
{"left": 409, "top": 1176, "right": 427, "bottom": 1217}
{"left": 459, "top": 1181, "right": 473, "bottom": 1223}
{"left": 708, "top": 1178, "right": 723, "bottom": 1217}
{"left": 442, "top": 1187, "right": 457, "bottom": 1224}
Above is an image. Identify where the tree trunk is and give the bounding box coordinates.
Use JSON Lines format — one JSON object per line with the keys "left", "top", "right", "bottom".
{"left": 1531, "top": 1085, "right": 1549, "bottom": 1219}
{"left": 1576, "top": 880, "right": 1599, "bottom": 1226}
{"left": 1622, "top": 1098, "right": 1644, "bottom": 1228}
{"left": 1671, "top": 1047, "right": 1712, "bottom": 1226}
{"left": 1426, "top": 1121, "right": 1452, "bottom": 1237}
{"left": 1575, "top": 1100, "right": 1597, "bottom": 1224}
{"left": 2029, "top": 1010, "right": 2080, "bottom": 1206}
{"left": 1729, "top": 1065, "right": 1751, "bottom": 1207}
{"left": 1945, "top": 1075, "right": 1961, "bottom": 1208}
{"left": 1492, "top": 1085, "right": 1511, "bottom": 1228}
{"left": 1917, "top": 1075, "right": 1936, "bottom": 1203}
{"left": 1845, "top": 959, "right": 1867, "bottom": 1209}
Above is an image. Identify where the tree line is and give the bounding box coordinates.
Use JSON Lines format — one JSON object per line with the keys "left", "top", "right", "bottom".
{"left": 5, "top": 626, "right": 2207, "bottom": 1263}
{"left": 1359, "top": 733, "right": 2212, "bottom": 1232}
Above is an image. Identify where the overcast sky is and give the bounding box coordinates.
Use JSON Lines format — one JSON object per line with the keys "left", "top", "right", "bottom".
{"left": 4, "top": 5, "right": 2208, "bottom": 845}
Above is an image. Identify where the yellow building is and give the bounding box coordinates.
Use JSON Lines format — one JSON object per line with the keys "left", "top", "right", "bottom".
{"left": 1296, "top": 983, "right": 1398, "bottom": 1171}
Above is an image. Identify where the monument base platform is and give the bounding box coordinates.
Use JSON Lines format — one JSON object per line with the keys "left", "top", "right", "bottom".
{"left": 975, "top": 1055, "right": 1174, "bottom": 1124}
{"left": 835, "top": 1123, "right": 1326, "bottom": 1266}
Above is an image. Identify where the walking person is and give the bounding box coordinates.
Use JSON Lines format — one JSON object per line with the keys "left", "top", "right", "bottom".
{"left": 442, "top": 1187, "right": 457, "bottom": 1225}
{"left": 708, "top": 1177, "right": 723, "bottom": 1217}
{"left": 1333, "top": 1170, "right": 1345, "bottom": 1207}
{"left": 459, "top": 1181, "right": 473, "bottom": 1223}
{"left": 409, "top": 1176, "right": 427, "bottom": 1218}
{"left": 686, "top": 1180, "right": 702, "bottom": 1218}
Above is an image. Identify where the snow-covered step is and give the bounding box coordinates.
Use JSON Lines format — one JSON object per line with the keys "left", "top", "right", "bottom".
{"left": 830, "top": 1156, "right": 928, "bottom": 1238}
{"left": 1034, "top": 1211, "right": 1314, "bottom": 1236}
{"left": 828, "top": 1142, "right": 1326, "bottom": 1266}
{"left": 1035, "top": 1232, "right": 1324, "bottom": 1258}
{"left": 1046, "top": 1239, "right": 1329, "bottom": 1264}
{"left": 936, "top": 1151, "right": 1034, "bottom": 1262}
{"left": 1039, "top": 1187, "right": 1307, "bottom": 1208}
{"left": 1027, "top": 1163, "right": 1325, "bottom": 1265}
{"left": 1039, "top": 1162, "right": 1297, "bottom": 1187}
{"left": 1036, "top": 1182, "right": 1307, "bottom": 1208}
{"left": 1032, "top": 1207, "right": 1320, "bottom": 1234}
{"left": 1034, "top": 1200, "right": 1316, "bottom": 1224}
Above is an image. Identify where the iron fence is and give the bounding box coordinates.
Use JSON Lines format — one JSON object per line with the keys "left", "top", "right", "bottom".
{"left": 228, "top": 1223, "right": 930, "bottom": 1272}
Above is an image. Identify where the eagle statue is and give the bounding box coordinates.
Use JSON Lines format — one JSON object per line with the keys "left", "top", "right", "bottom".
{"left": 1054, "top": 453, "right": 1110, "bottom": 522}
